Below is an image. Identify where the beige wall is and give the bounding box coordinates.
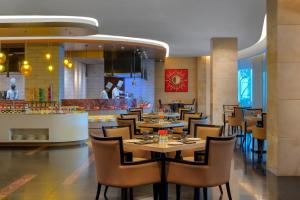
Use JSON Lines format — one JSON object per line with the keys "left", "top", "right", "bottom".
{"left": 267, "top": 0, "right": 300, "bottom": 176}
{"left": 155, "top": 57, "right": 197, "bottom": 108}
{"left": 211, "top": 38, "right": 238, "bottom": 125}
{"left": 155, "top": 56, "right": 211, "bottom": 115}
{"left": 25, "top": 44, "right": 64, "bottom": 101}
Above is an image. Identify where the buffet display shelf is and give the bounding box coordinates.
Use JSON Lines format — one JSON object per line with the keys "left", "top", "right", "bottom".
{"left": 62, "top": 98, "right": 137, "bottom": 111}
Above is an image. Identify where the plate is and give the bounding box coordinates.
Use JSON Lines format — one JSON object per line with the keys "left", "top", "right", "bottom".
{"left": 187, "top": 138, "right": 201, "bottom": 141}
{"left": 168, "top": 141, "right": 183, "bottom": 145}
{"left": 124, "top": 139, "right": 142, "bottom": 143}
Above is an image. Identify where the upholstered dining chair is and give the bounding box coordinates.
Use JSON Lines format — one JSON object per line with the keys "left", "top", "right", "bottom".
{"left": 121, "top": 113, "right": 140, "bottom": 122}
{"left": 102, "top": 126, "right": 150, "bottom": 160}
{"left": 172, "top": 109, "right": 195, "bottom": 134}
{"left": 194, "top": 124, "right": 223, "bottom": 140}
{"left": 227, "top": 107, "right": 244, "bottom": 136}
{"left": 129, "top": 107, "right": 143, "bottom": 114}
{"left": 179, "top": 108, "right": 192, "bottom": 120}
{"left": 117, "top": 118, "right": 138, "bottom": 137}
{"left": 102, "top": 126, "right": 152, "bottom": 199}
{"left": 183, "top": 98, "right": 196, "bottom": 111}
{"left": 178, "top": 124, "right": 223, "bottom": 162}
{"left": 252, "top": 113, "right": 267, "bottom": 162}
{"left": 183, "top": 112, "right": 202, "bottom": 122}
{"left": 223, "top": 104, "right": 238, "bottom": 134}
{"left": 167, "top": 136, "right": 236, "bottom": 200}
{"left": 128, "top": 111, "right": 142, "bottom": 121}
{"left": 91, "top": 136, "right": 161, "bottom": 200}
{"left": 242, "top": 108, "right": 263, "bottom": 148}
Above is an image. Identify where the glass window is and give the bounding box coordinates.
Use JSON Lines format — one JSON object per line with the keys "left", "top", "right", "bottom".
{"left": 238, "top": 68, "right": 252, "bottom": 107}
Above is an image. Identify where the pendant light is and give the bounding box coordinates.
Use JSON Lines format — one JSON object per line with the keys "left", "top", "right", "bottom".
{"left": 20, "top": 41, "right": 32, "bottom": 76}
{"left": 64, "top": 45, "right": 73, "bottom": 69}
{"left": 46, "top": 42, "right": 54, "bottom": 72}
{"left": 0, "top": 64, "right": 5, "bottom": 72}
{"left": 0, "top": 41, "right": 6, "bottom": 64}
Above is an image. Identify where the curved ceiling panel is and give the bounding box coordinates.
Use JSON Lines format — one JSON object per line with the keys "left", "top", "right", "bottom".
{"left": 0, "top": 15, "right": 99, "bottom": 37}
{"left": 0, "top": 34, "right": 169, "bottom": 58}
{"left": 0, "top": 0, "right": 265, "bottom": 56}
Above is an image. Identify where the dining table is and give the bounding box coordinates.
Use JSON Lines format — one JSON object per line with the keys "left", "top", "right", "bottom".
{"left": 142, "top": 112, "right": 180, "bottom": 120}
{"left": 136, "top": 120, "right": 187, "bottom": 131}
{"left": 123, "top": 138, "right": 206, "bottom": 200}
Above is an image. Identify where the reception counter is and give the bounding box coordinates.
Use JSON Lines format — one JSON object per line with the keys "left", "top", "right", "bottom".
{"left": 0, "top": 112, "right": 88, "bottom": 145}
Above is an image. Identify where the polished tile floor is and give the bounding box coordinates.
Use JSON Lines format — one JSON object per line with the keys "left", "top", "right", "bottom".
{"left": 0, "top": 141, "right": 299, "bottom": 200}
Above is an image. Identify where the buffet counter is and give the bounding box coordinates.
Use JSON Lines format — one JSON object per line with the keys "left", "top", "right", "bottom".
{"left": 0, "top": 112, "right": 88, "bottom": 145}
{"left": 62, "top": 98, "right": 137, "bottom": 111}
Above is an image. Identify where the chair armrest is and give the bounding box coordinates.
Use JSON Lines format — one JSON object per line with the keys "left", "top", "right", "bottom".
{"left": 194, "top": 150, "right": 206, "bottom": 161}
{"left": 123, "top": 151, "right": 133, "bottom": 162}
{"left": 256, "top": 121, "right": 263, "bottom": 128}
{"left": 166, "top": 157, "right": 207, "bottom": 166}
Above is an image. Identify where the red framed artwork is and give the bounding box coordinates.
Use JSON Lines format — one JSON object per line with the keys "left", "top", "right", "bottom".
{"left": 165, "top": 69, "right": 188, "bottom": 92}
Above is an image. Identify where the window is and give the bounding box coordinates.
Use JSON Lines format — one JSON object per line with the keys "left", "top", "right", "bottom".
{"left": 238, "top": 68, "right": 252, "bottom": 107}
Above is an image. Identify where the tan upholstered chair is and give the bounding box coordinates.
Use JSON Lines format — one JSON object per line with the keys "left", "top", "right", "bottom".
{"left": 121, "top": 113, "right": 140, "bottom": 122}
{"left": 242, "top": 108, "right": 263, "bottom": 147}
{"left": 183, "top": 98, "right": 196, "bottom": 111}
{"left": 180, "top": 124, "right": 223, "bottom": 161}
{"left": 252, "top": 113, "right": 267, "bottom": 162}
{"left": 117, "top": 118, "right": 138, "bottom": 137}
{"left": 128, "top": 111, "right": 142, "bottom": 121}
{"left": 103, "top": 126, "right": 132, "bottom": 139}
{"left": 172, "top": 109, "right": 195, "bottom": 134}
{"left": 102, "top": 126, "right": 150, "bottom": 160}
{"left": 194, "top": 124, "right": 223, "bottom": 140}
{"left": 91, "top": 136, "right": 161, "bottom": 200}
{"left": 173, "top": 112, "right": 203, "bottom": 134}
{"left": 179, "top": 108, "right": 192, "bottom": 120}
{"left": 167, "top": 136, "right": 236, "bottom": 200}
{"left": 227, "top": 107, "right": 244, "bottom": 135}
{"left": 223, "top": 104, "right": 238, "bottom": 134}
{"left": 183, "top": 112, "right": 202, "bottom": 122}
{"left": 129, "top": 107, "right": 143, "bottom": 114}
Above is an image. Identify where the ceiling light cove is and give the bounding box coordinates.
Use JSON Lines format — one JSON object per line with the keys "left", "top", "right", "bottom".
{"left": 0, "top": 15, "right": 99, "bottom": 27}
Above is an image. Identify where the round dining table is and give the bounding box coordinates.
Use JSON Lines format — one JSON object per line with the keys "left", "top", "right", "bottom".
{"left": 136, "top": 120, "right": 186, "bottom": 130}
{"left": 142, "top": 112, "right": 180, "bottom": 120}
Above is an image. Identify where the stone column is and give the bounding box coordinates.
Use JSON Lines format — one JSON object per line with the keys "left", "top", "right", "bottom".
{"left": 210, "top": 38, "right": 238, "bottom": 125}
{"left": 267, "top": 0, "right": 300, "bottom": 176}
{"left": 196, "top": 56, "right": 211, "bottom": 116}
{"left": 25, "top": 44, "right": 64, "bottom": 101}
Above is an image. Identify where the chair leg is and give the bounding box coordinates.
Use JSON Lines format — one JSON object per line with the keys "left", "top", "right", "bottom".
{"left": 129, "top": 188, "right": 133, "bottom": 200}
{"left": 226, "top": 182, "right": 232, "bottom": 200}
{"left": 227, "top": 125, "right": 230, "bottom": 136}
{"left": 218, "top": 185, "right": 223, "bottom": 195}
{"left": 176, "top": 184, "right": 181, "bottom": 200}
{"left": 104, "top": 186, "right": 109, "bottom": 199}
{"left": 194, "top": 187, "right": 200, "bottom": 200}
{"left": 153, "top": 184, "right": 159, "bottom": 200}
{"left": 121, "top": 188, "right": 128, "bottom": 200}
{"left": 95, "top": 183, "right": 101, "bottom": 200}
{"left": 252, "top": 137, "right": 255, "bottom": 163}
{"left": 203, "top": 187, "right": 208, "bottom": 200}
